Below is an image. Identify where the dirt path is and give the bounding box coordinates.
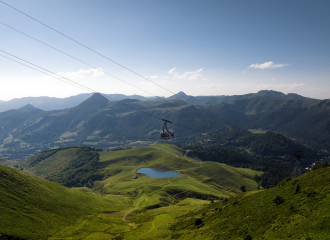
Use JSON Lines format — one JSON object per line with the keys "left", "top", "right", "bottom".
{"left": 123, "top": 198, "right": 145, "bottom": 222}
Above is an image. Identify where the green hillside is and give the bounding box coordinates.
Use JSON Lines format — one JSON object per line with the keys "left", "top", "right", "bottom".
{"left": 2, "top": 144, "right": 262, "bottom": 239}
{"left": 22, "top": 144, "right": 261, "bottom": 198}
{"left": 2, "top": 145, "right": 330, "bottom": 239}
{"left": 164, "top": 163, "right": 330, "bottom": 239}
{"left": 0, "top": 164, "right": 128, "bottom": 239}
{"left": 58, "top": 163, "right": 328, "bottom": 240}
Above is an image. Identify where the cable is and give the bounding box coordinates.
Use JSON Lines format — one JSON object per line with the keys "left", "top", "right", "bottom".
{"left": 0, "top": 50, "right": 197, "bottom": 134}
{"left": 0, "top": 54, "right": 92, "bottom": 93}
{"left": 0, "top": 0, "right": 233, "bottom": 127}
{"left": 0, "top": 50, "right": 160, "bottom": 121}
{"left": 0, "top": 22, "right": 231, "bottom": 131}
{"left": 0, "top": 21, "right": 163, "bottom": 102}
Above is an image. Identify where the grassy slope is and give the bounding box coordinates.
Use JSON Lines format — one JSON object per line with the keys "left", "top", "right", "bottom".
{"left": 0, "top": 165, "right": 128, "bottom": 239}
{"left": 76, "top": 165, "right": 329, "bottom": 240}
{"left": 13, "top": 144, "right": 262, "bottom": 239}
{"left": 164, "top": 165, "right": 330, "bottom": 240}
{"left": 23, "top": 148, "right": 83, "bottom": 178}
{"left": 93, "top": 144, "right": 261, "bottom": 198}
{"left": 49, "top": 144, "right": 261, "bottom": 239}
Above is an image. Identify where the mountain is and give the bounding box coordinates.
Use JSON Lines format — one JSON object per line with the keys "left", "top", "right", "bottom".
{"left": 0, "top": 91, "right": 328, "bottom": 160}
{"left": 0, "top": 93, "right": 93, "bottom": 112}
{"left": 204, "top": 96, "right": 330, "bottom": 150}
{"left": 167, "top": 90, "right": 316, "bottom": 105}
{"left": 0, "top": 90, "right": 315, "bottom": 113}
{"left": 0, "top": 93, "right": 162, "bottom": 113}
{"left": 0, "top": 93, "right": 232, "bottom": 159}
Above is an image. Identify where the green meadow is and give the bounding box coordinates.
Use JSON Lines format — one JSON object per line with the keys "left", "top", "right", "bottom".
{"left": 2, "top": 144, "right": 329, "bottom": 239}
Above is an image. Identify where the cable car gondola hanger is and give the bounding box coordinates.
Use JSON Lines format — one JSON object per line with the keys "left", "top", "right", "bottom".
{"left": 160, "top": 119, "right": 174, "bottom": 139}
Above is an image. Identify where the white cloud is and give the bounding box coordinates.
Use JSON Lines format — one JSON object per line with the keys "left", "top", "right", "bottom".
{"left": 248, "top": 61, "right": 287, "bottom": 69}
{"left": 57, "top": 68, "right": 105, "bottom": 79}
{"left": 271, "top": 78, "right": 276, "bottom": 81}
{"left": 168, "top": 67, "right": 203, "bottom": 80}
{"left": 168, "top": 68, "right": 176, "bottom": 74}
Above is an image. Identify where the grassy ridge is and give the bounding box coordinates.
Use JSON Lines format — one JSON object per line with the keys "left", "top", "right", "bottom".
{"left": 165, "top": 165, "right": 330, "bottom": 239}
{"left": 0, "top": 164, "right": 128, "bottom": 239}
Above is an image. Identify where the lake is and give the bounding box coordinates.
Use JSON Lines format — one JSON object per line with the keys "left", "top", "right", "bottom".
{"left": 136, "top": 167, "right": 180, "bottom": 178}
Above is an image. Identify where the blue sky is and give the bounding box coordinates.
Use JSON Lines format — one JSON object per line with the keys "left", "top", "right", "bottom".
{"left": 0, "top": 0, "right": 329, "bottom": 100}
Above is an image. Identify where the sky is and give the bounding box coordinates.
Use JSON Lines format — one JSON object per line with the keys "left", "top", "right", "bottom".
{"left": 0, "top": 0, "right": 329, "bottom": 101}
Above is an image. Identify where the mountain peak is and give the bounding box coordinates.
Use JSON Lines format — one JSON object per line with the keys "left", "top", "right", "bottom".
{"left": 17, "top": 104, "right": 39, "bottom": 112}
{"left": 177, "top": 91, "right": 187, "bottom": 97}
{"left": 167, "top": 91, "right": 188, "bottom": 100}
{"left": 76, "top": 93, "right": 109, "bottom": 109}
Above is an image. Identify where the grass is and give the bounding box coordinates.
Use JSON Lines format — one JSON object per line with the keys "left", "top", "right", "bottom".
{"left": 2, "top": 144, "right": 263, "bottom": 239}
{"left": 165, "top": 165, "right": 330, "bottom": 239}
{"left": 2, "top": 145, "right": 330, "bottom": 239}
{"left": 0, "top": 164, "right": 128, "bottom": 239}
{"left": 23, "top": 148, "right": 83, "bottom": 178}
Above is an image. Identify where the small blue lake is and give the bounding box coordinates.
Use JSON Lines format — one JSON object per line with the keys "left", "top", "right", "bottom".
{"left": 136, "top": 167, "right": 180, "bottom": 178}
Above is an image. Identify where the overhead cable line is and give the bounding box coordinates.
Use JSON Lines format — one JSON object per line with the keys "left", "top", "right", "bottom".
{"left": 0, "top": 21, "right": 161, "bottom": 102}
{"left": 0, "top": 21, "right": 229, "bottom": 129}
{"left": 0, "top": 50, "right": 193, "bottom": 132}
{"left": 0, "top": 0, "right": 233, "bottom": 128}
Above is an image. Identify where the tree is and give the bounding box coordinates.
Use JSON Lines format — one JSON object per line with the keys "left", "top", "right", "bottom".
{"left": 240, "top": 186, "right": 246, "bottom": 192}
{"left": 273, "top": 196, "right": 285, "bottom": 205}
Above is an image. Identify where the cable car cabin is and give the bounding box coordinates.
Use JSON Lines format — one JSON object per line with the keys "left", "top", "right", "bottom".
{"left": 160, "top": 119, "right": 174, "bottom": 140}
{"left": 161, "top": 132, "right": 174, "bottom": 139}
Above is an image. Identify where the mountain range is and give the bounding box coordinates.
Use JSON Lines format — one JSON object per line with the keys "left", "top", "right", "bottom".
{"left": 0, "top": 90, "right": 328, "bottom": 159}
{"left": 0, "top": 90, "right": 315, "bottom": 112}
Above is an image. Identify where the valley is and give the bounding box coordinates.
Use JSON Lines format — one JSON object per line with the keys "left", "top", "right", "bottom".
{"left": 1, "top": 144, "right": 330, "bottom": 239}
{"left": 1, "top": 90, "right": 330, "bottom": 239}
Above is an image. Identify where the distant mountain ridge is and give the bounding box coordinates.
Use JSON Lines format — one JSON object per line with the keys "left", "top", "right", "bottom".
{"left": 168, "top": 90, "right": 316, "bottom": 105}
{"left": 0, "top": 93, "right": 231, "bottom": 159}
{"left": 0, "top": 91, "right": 326, "bottom": 160}
{"left": 0, "top": 90, "right": 316, "bottom": 112}
{"left": 0, "top": 93, "right": 162, "bottom": 112}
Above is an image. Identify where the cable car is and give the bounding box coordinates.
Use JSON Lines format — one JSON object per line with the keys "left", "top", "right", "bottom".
{"left": 160, "top": 119, "right": 174, "bottom": 139}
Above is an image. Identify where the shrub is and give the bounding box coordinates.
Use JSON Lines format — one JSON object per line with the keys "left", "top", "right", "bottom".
{"left": 254, "top": 174, "right": 261, "bottom": 182}
{"left": 195, "top": 218, "right": 203, "bottom": 226}
{"left": 306, "top": 190, "right": 316, "bottom": 198}
{"left": 284, "top": 177, "right": 291, "bottom": 183}
{"left": 244, "top": 235, "right": 252, "bottom": 240}
{"left": 295, "top": 184, "right": 300, "bottom": 194}
{"left": 240, "top": 186, "right": 246, "bottom": 192}
{"left": 312, "top": 162, "right": 329, "bottom": 171}
{"left": 273, "top": 196, "right": 285, "bottom": 205}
